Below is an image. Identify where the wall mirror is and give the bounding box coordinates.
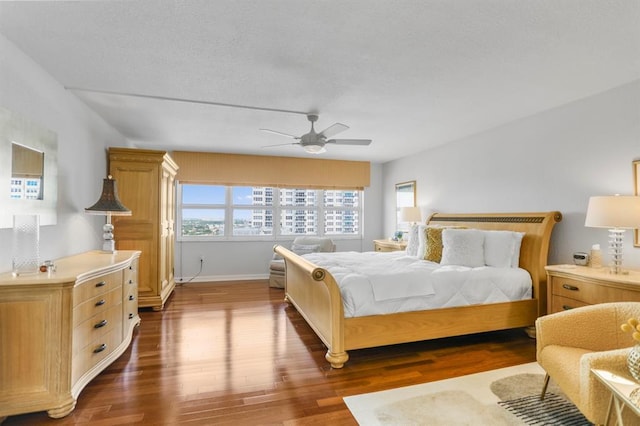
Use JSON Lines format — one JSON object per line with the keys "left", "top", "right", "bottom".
{"left": 0, "top": 107, "right": 57, "bottom": 228}
{"left": 395, "top": 180, "right": 416, "bottom": 233}
{"left": 634, "top": 160, "right": 639, "bottom": 247}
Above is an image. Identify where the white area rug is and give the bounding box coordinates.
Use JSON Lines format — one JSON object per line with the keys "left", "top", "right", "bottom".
{"left": 343, "top": 362, "right": 590, "bottom": 426}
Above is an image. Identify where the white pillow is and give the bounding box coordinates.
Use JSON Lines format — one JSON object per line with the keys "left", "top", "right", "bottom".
{"left": 440, "top": 229, "right": 485, "bottom": 267}
{"left": 483, "top": 230, "right": 525, "bottom": 268}
{"left": 510, "top": 232, "right": 525, "bottom": 268}
{"left": 291, "top": 244, "right": 321, "bottom": 255}
{"left": 404, "top": 223, "right": 420, "bottom": 257}
{"left": 415, "top": 225, "right": 428, "bottom": 259}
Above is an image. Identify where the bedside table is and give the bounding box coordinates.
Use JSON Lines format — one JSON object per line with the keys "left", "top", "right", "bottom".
{"left": 373, "top": 239, "right": 407, "bottom": 252}
{"left": 545, "top": 265, "right": 640, "bottom": 314}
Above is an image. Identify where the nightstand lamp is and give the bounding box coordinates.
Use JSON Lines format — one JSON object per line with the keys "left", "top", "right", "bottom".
{"left": 585, "top": 195, "right": 640, "bottom": 274}
{"left": 85, "top": 175, "right": 131, "bottom": 253}
{"left": 400, "top": 206, "right": 421, "bottom": 225}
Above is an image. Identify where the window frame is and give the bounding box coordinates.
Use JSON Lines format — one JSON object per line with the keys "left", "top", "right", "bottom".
{"left": 176, "top": 184, "right": 363, "bottom": 241}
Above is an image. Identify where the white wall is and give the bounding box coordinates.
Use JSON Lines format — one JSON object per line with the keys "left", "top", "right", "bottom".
{"left": 0, "top": 34, "right": 129, "bottom": 273}
{"left": 383, "top": 80, "right": 640, "bottom": 268}
{"left": 174, "top": 162, "right": 384, "bottom": 281}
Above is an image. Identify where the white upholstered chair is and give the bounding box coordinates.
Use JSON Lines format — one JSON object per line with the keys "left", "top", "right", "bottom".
{"left": 269, "top": 237, "right": 336, "bottom": 288}
{"left": 536, "top": 302, "right": 640, "bottom": 425}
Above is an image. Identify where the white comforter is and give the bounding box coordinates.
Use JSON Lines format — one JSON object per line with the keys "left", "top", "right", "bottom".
{"left": 302, "top": 251, "right": 532, "bottom": 318}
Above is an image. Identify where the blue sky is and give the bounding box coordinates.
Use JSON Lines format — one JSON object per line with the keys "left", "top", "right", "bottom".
{"left": 182, "top": 185, "right": 257, "bottom": 220}
{"left": 182, "top": 185, "right": 256, "bottom": 204}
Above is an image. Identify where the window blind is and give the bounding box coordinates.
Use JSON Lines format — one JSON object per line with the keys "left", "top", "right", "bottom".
{"left": 171, "top": 151, "right": 370, "bottom": 190}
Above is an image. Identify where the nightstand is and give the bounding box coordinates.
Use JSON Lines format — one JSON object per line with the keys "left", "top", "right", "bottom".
{"left": 545, "top": 265, "right": 640, "bottom": 314}
{"left": 373, "top": 239, "right": 407, "bottom": 252}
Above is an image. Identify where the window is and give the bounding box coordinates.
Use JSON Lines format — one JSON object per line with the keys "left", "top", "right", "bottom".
{"left": 177, "top": 184, "right": 362, "bottom": 240}
{"left": 323, "top": 190, "right": 360, "bottom": 235}
{"left": 181, "top": 185, "right": 226, "bottom": 236}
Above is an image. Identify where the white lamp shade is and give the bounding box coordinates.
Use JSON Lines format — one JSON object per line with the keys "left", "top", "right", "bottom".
{"left": 399, "top": 206, "right": 422, "bottom": 223}
{"left": 585, "top": 195, "right": 640, "bottom": 229}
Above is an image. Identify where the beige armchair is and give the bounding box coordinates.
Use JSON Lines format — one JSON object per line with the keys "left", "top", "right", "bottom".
{"left": 536, "top": 302, "right": 640, "bottom": 425}
{"left": 269, "top": 237, "right": 336, "bottom": 288}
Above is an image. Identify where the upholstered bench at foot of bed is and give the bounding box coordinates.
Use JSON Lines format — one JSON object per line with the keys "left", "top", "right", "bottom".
{"left": 269, "top": 237, "right": 336, "bottom": 288}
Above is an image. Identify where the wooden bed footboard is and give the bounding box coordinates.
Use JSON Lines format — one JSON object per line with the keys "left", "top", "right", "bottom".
{"left": 273, "top": 244, "right": 349, "bottom": 367}
{"left": 275, "top": 211, "right": 562, "bottom": 368}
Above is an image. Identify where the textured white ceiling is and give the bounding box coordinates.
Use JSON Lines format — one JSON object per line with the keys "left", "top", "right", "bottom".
{"left": 1, "top": 0, "right": 638, "bottom": 162}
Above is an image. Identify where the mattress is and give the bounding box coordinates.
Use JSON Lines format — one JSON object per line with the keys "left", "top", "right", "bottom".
{"left": 302, "top": 251, "right": 532, "bottom": 318}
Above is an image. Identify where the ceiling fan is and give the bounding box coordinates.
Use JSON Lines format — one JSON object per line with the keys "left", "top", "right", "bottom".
{"left": 261, "top": 114, "right": 372, "bottom": 154}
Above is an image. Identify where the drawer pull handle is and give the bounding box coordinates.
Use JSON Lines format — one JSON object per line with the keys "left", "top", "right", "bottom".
{"left": 129, "top": 295, "right": 135, "bottom": 301}
{"left": 562, "top": 305, "right": 574, "bottom": 310}
{"left": 562, "top": 284, "right": 579, "bottom": 291}
{"left": 94, "top": 319, "right": 108, "bottom": 329}
{"left": 129, "top": 313, "right": 134, "bottom": 319}
{"left": 95, "top": 299, "right": 106, "bottom": 307}
{"left": 129, "top": 279, "right": 133, "bottom": 284}
{"left": 95, "top": 281, "right": 107, "bottom": 288}
{"left": 93, "top": 343, "right": 107, "bottom": 354}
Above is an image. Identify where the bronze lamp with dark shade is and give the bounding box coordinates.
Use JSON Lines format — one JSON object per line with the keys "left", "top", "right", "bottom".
{"left": 85, "top": 175, "right": 131, "bottom": 253}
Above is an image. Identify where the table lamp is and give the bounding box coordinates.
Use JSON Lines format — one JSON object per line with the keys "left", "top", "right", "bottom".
{"left": 585, "top": 195, "right": 640, "bottom": 274}
{"left": 85, "top": 175, "right": 131, "bottom": 253}
{"left": 400, "top": 206, "right": 422, "bottom": 225}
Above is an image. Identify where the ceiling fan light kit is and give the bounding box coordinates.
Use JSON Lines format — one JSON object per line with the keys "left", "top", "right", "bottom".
{"left": 303, "top": 143, "right": 326, "bottom": 154}
{"left": 261, "top": 114, "right": 372, "bottom": 154}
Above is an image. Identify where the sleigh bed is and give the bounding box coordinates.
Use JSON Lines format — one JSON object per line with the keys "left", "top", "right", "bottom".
{"left": 274, "top": 211, "right": 562, "bottom": 368}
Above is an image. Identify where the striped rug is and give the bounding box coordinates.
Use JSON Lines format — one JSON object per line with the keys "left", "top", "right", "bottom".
{"left": 498, "top": 393, "right": 590, "bottom": 425}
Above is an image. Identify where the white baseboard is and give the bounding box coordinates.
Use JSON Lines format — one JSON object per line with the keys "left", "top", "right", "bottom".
{"left": 175, "top": 273, "right": 268, "bottom": 284}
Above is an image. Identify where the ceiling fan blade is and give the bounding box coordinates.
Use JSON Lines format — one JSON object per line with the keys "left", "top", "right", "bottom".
{"left": 318, "top": 123, "right": 349, "bottom": 138}
{"left": 260, "top": 128, "right": 300, "bottom": 139}
{"left": 262, "top": 142, "right": 300, "bottom": 148}
{"left": 326, "top": 139, "right": 372, "bottom": 146}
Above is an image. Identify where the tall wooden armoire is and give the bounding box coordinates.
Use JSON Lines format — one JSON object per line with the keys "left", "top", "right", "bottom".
{"left": 108, "top": 147, "right": 178, "bottom": 311}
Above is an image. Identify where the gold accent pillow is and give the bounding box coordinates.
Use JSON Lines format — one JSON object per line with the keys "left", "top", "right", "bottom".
{"left": 424, "top": 226, "right": 466, "bottom": 262}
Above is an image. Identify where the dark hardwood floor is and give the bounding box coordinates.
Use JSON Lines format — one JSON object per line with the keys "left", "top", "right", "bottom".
{"left": 4, "top": 280, "right": 536, "bottom": 425}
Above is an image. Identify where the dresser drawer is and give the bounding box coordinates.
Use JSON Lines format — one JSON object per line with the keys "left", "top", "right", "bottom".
{"left": 551, "top": 295, "right": 590, "bottom": 313}
{"left": 72, "top": 326, "right": 124, "bottom": 384}
{"left": 74, "top": 271, "right": 122, "bottom": 305}
{"left": 547, "top": 265, "right": 640, "bottom": 315}
{"left": 123, "top": 261, "right": 138, "bottom": 287}
{"left": 550, "top": 276, "right": 610, "bottom": 304}
{"left": 123, "top": 284, "right": 138, "bottom": 319}
{"left": 73, "top": 304, "right": 123, "bottom": 356}
{"left": 73, "top": 287, "right": 123, "bottom": 327}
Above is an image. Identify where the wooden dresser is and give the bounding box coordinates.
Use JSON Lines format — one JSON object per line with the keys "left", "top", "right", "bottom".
{"left": 109, "top": 147, "right": 178, "bottom": 311}
{"left": 545, "top": 265, "right": 640, "bottom": 314}
{"left": 373, "top": 239, "right": 407, "bottom": 252}
{"left": 0, "top": 250, "right": 140, "bottom": 420}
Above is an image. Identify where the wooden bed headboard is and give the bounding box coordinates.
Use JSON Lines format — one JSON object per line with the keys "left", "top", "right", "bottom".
{"left": 426, "top": 211, "right": 562, "bottom": 316}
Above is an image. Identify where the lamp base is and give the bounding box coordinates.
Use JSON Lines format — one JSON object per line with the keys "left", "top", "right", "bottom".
{"left": 102, "top": 239, "right": 117, "bottom": 254}
{"left": 608, "top": 228, "right": 626, "bottom": 274}
{"left": 101, "top": 222, "right": 117, "bottom": 254}
{"left": 610, "top": 270, "right": 629, "bottom": 275}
